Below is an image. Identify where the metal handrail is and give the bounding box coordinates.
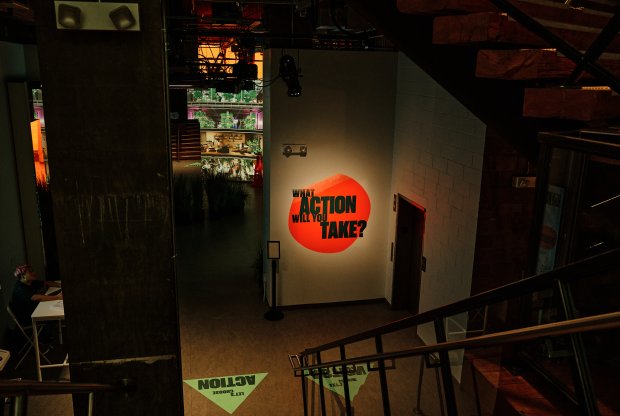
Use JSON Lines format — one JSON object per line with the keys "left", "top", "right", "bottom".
{"left": 301, "top": 248, "right": 620, "bottom": 356}
{"left": 0, "top": 379, "right": 131, "bottom": 397}
{"left": 292, "top": 311, "right": 620, "bottom": 374}
{"left": 294, "top": 248, "right": 620, "bottom": 415}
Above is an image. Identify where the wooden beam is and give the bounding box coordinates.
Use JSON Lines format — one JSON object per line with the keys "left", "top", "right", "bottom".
{"left": 398, "top": 0, "right": 615, "bottom": 20}
{"left": 476, "top": 49, "right": 620, "bottom": 80}
{"left": 433, "top": 12, "right": 620, "bottom": 52}
{"left": 523, "top": 86, "right": 620, "bottom": 120}
{"left": 433, "top": 12, "right": 544, "bottom": 45}
{"left": 397, "top": 0, "right": 496, "bottom": 14}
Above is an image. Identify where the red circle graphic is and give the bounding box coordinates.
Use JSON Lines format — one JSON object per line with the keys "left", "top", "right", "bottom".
{"left": 288, "top": 174, "right": 371, "bottom": 253}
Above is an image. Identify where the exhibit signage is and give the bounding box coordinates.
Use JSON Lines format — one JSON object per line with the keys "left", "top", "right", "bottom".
{"left": 536, "top": 184, "right": 564, "bottom": 273}
{"left": 288, "top": 174, "right": 371, "bottom": 253}
{"left": 305, "top": 364, "right": 370, "bottom": 400}
{"left": 184, "top": 373, "right": 267, "bottom": 414}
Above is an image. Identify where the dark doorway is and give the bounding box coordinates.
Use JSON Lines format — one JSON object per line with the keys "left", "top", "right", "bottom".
{"left": 391, "top": 195, "right": 425, "bottom": 314}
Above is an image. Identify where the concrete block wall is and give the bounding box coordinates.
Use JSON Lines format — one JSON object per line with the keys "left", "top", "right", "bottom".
{"left": 387, "top": 54, "right": 487, "bottom": 355}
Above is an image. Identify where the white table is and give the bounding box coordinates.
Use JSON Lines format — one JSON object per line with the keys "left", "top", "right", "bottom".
{"left": 31, "top": 299, "right": 68, "bottom": 381}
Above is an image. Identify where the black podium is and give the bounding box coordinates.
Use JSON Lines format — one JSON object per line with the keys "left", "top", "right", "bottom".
{"left": 264, "top": 241, "right": 283, "bottom": 321}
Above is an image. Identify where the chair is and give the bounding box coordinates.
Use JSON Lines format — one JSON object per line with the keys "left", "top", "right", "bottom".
{"left": 6, "top": 305, "right": 51, "bottom": 370}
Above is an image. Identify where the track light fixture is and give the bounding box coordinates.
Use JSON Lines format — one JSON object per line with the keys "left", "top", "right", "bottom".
{"left": 57, "top": 3, "right": 82, "bottom": 29}
{"left": 109, "top": 5, "right": 137, "bottom": 30}
{"left": 279, "top": 55, "right": 302, "bottom": 97}
{"left": 55, "top": 1, "right": 140, "bottom": 31}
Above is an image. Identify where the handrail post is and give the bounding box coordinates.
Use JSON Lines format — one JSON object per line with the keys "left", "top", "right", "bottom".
{"left": 375, "top": 335, "right": 391, "bottom": 415}
{"left": 414, "top": 355, "right": 425, "bottom": 415}
{"left": 87, "top": 392, "right": 95, "bottom": 416}
{"left": 434, "top": 318, "right": 458, "bottom": 416}
{"left": 339, "top": 345, "right": 353, "bottom": 415}
{"left": 316, "top": 352, "right": 327, "bottom": 416}
{"left": 11, "top": 395, "right": 26, "bottom": 416}
{"left": 301, "top": 355, "right": 309, "bottom": 416}
{"left": 556, "top": 280, "right": 600, "bottom": 416}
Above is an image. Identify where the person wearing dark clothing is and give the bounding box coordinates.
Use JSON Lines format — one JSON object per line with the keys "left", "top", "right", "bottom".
{"left": 9, "top": 264, "right": 62, "bottom": 327}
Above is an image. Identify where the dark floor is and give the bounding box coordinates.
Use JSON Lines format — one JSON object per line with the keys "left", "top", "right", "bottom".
{"left": 3, "top": 184, "right": 480, "bottom": 415}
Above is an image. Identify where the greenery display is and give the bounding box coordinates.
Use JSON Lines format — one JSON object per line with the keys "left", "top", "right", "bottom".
{"left": 245, "top": 135, "right": 262, "bottom": 155}
{"left": 218, "top": 111, "right": 235, "bottom": 129}
{"left": 188, "top": 87, "right": 261, "bottom": 104}
{"left": 242, "top": 113, "right": 257, "bottom": 130}
{"left": 193, "top": 110, "right": 216, "bottom": 129}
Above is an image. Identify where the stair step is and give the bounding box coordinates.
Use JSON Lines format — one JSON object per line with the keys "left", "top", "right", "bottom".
{"left": 463, "top": 352, "right": 578, "bottom": 416}
{"left": 170, "top": 120, "right": 201, "bottom": 161}
{"left": 476, "top": 49, "right": 620, "bottom": 80}
{"left": 523, "top": 86, "right": 620, "bottom": 120}
{"left": 432, "top": 12, "right": 620, "bottom": 52}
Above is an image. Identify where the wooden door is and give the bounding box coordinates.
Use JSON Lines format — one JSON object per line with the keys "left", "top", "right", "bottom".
{"left": 391, "top": 196, "right": 425, "bottom": 314}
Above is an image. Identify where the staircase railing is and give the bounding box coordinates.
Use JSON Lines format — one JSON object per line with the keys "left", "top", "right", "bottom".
{"left": 289, "top": 247, "right": 620, "bottom": 416}
{"left": 0, "top": 378, "right": 135, "bottom": 416}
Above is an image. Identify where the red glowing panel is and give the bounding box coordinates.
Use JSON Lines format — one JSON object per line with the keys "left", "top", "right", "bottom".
{"left": 288, "top": 174, "right": 371, "bottom": 253}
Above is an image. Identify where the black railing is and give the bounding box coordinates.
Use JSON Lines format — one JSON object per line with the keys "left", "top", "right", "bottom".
{"left": 290, "top": 248, "right": 620, "bottom": 416}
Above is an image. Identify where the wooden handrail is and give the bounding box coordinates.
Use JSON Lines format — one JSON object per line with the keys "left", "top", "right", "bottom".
{"left": 294, "top": 311, "right": 620, "bottom": 373}
{"left": 301, "top": 248, "right": 620, "bottom": 356}
{"left": 0, "top": 379, "right": 132, "bottom": 398}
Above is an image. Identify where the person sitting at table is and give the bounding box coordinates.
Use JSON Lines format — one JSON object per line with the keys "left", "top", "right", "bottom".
{"left": 9, "top": 264, "right": 62, "bottom": 327}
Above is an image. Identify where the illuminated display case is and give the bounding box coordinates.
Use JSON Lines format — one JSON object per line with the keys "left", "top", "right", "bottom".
{"left": 188, "top": 87, "right": 263, "bottom": 181}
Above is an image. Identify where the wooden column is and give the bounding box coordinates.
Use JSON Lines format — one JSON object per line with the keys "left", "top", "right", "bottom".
{"left": 31, "top": 1, "right": 182, "bottom": 414}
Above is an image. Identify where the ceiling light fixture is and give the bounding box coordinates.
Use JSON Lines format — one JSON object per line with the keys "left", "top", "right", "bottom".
{"left": 57, "top": 3, "right": 82, "bottom": 29}
{"left": 279, "top": 55, "right": 302, "bottom": 97}
{"left": 55, "top": 1, "right": 140, "bottom": 31}
{"left": 109, "top": 5, "right": 136, "bottom": 30}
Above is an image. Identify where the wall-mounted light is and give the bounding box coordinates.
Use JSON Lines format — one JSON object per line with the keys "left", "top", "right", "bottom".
{"left": 55, "top": 1, "right": 140, "bottom": 31}
{"left": 282, "top": 144, "right": 307, "bottom": 157}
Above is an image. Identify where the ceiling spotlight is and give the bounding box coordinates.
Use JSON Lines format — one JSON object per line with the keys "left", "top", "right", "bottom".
{"left": 57, "top": 3, "right": 82, "bottom": 29}
{"left": 55, "top": 1, "right": 140, "bottom": 31}
{"left": 279, "top": 55, "right": 302, "bottom": 97}
{"left": 109, "top": 5, "right": 136, "bottom": 30}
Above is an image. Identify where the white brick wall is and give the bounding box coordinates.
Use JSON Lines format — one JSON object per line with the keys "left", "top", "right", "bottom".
{"left": 386, "top": 54, "right": 486, "bottom": 359}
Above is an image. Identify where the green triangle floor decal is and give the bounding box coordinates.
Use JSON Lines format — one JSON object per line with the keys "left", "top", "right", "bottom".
{"left": 306, "top": 365, "right": 369, "bottom": 400}
{"left": 184, "top": 373, "right": 267, "bottom": 414}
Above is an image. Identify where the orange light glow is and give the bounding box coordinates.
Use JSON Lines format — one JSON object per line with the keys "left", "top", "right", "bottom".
{"left": 30, "top": 120, "right": 47, "bottom": 185}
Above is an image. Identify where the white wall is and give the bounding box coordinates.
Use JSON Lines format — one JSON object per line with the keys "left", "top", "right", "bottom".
{"left": 267, "top": 49, "right": 397, "bottom": 306}
{"left": 388, "top": 54, "right": 486, "bottom": 356}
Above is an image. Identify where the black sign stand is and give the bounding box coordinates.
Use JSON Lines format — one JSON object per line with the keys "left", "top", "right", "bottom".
{"left": 264, "top": 241, "right": 283, "bottom": 321}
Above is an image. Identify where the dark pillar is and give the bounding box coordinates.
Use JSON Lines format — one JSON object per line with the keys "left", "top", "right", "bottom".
{"left": 31, "top": 1, "right": 182, "bottom": 414}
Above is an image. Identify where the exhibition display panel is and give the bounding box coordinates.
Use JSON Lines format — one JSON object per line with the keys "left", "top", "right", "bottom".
{"left": 188, "top": 87, "right": 263, "bottom": 181}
